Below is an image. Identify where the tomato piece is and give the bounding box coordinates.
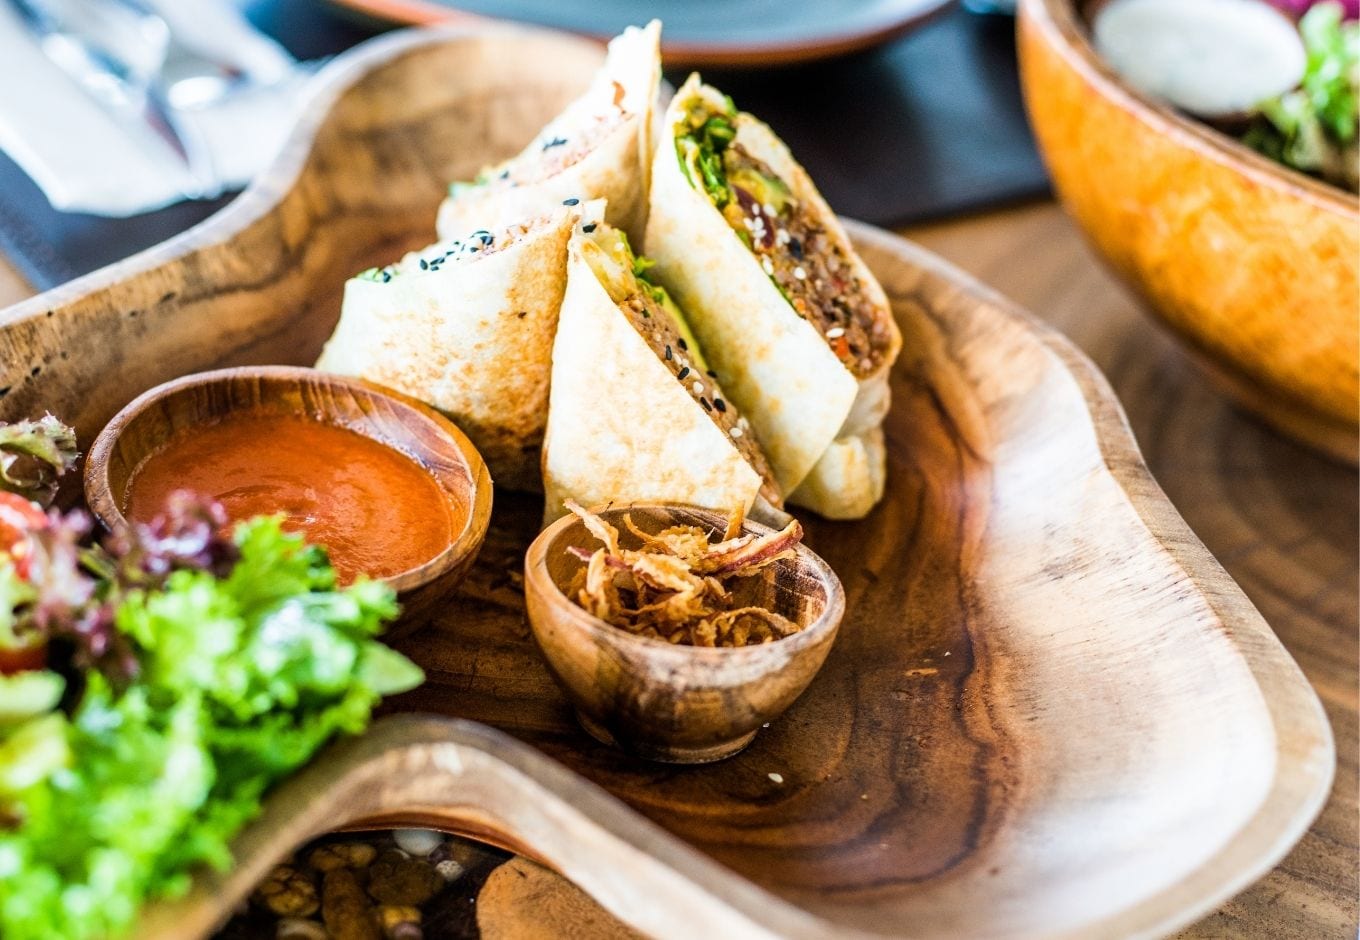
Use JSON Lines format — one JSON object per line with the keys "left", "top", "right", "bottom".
{"left": 0, "top": 491, "right": 47, "bottom": 581}
{"left": 0, "top": 493, "right": 46, "bottom": 557}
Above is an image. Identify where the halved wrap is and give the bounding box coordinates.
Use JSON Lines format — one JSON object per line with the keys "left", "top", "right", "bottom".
{"left": 541, "top": 220, "right": 784, "bottom": 525}
{"left": 316, "top": 205, "right": 582, "bottom": 492}
{"left": 436, "top": 21, "right": 661, "bottom": 247}
{"left": 644, "top": 76, "right": 903, "bottom": 519}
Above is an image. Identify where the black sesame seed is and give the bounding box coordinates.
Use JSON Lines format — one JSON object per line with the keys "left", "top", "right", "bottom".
{"left": 701, "top": 398, "right": 712, "bottom": 411}
{"left": 562, "top": 197, "right": 580, "bottom": 206}
{"left": 677, "top": 366, "right": 691, "bottom": 380}
{"left": 664, "top": 345, "right": 672, "bottom": 360}
{"left": 706, "top": 369, "right": 717, "bottom": 378}
{"left": 582, "top": 222, "right": 597, "bottom": 233}
{"left": 498, "top": 169, "right": 510, "bottom": 179}
{"left": 714, "top": 398, "right": 727, "bottom": 412}
{"left": 418, "top": 258, "right": 429, "bottom": 270}
{"left": 542, "top": 136, "right": 569, "bottom": 150}
{"left": 677, "top": 338, "right": 688, "bottom": 351}
{"left": 789, "top": 238, "right": 804, "bottom": 260}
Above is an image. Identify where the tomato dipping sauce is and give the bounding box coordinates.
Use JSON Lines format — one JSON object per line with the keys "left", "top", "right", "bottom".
{"left": 122, "top": 412, "right": 458, "bottom": 584}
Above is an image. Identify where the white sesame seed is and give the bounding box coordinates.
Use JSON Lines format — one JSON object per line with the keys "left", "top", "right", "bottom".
{"left": 763, "top": 203, "right": 777, "bottom": 216}
{"left": 761, "top": 257, "right": 774, "bottom": 275}
{"left": 692, "top": 381, "right": 704, "bottom": 395}
{"left": 729, "top": 426, "right": 743, "bottom": 438}
{"left": 793, "top": 266, "right": 807, "bottom": 280}
{"left": 826, "top": 327, "right": 845, "bottom": 339}
{"left": 768, "top": 773, "right": 783, "bottom": 784}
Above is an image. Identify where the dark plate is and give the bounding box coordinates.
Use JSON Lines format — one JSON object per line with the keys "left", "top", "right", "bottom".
{"left": 323, "top": 0, "right": 955, "bottom": 66}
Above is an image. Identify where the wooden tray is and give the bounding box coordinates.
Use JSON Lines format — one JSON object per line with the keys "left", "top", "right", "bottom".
{"left": 0, "top": 25, "right": 1335, "bottom": 940}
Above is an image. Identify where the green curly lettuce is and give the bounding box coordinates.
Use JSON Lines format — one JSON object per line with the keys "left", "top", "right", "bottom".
{"left": 0, "top": 415, "right": 79, "bottom": 508}
{"left": 0, "top": 514, "right": 422, "bottom": 940}
{"left": 1245, "top": 2, "right": 1360, "bottom": 191}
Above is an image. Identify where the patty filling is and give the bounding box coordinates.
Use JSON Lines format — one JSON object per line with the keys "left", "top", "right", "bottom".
{"left": 676, "top": 103, "right": 893, "bottom": 378}
{"left": 582, "top": 226, "right": 781, "bottom": 507}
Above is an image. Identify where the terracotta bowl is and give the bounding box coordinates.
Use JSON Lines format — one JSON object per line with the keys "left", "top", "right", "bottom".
{"left": 1018, "top": 0, "right": 1360, "bottom": 463}
{"left": 83, "top": 365, "right": 493, "bottom": 635}
{"left": 524, "top": 504, "right": 845, "bottom": 764}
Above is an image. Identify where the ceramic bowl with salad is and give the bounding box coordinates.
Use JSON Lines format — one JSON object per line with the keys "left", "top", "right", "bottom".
{"left": 1019, "top": 0, "right": 1360, "bottom": 463}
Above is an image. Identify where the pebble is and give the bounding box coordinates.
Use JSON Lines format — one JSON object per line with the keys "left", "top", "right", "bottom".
{"left": 276, "top": 917, "right": 327, "bottom": 940}
{"left": 393, "top": 829, "right": 443, "bottom": 858}
{"left": 309, "top": 842, "right": 378, "bottom": 872}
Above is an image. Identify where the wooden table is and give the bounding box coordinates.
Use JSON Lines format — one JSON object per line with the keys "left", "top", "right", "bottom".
{"left": 2, "top": 201, "right": 1353, "bottom": 938}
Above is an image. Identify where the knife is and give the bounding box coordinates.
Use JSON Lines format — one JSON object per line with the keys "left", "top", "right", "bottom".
{"left": 7, "top": 0, "right": 222, "bottom": 197}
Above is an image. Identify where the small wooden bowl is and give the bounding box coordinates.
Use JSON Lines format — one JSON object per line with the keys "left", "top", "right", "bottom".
{"left": 1018, "top": 0, "right": 1360, "bottom": 463}
{"left": 524, "top": 504, "right": 844, "bottom": 764}
{"left": 84, "top": 366, "right": 492, "bottom": 635}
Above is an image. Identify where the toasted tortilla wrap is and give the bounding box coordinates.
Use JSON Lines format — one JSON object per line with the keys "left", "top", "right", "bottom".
{"left": 542, "top": 221, "right": 783, "bottom": 524}
{"left": 436, "top": 21, "right": 661, "bottom": 247}
{"left": 316, "top": 205, "right": 582, "bottom": 492}
{"left": 789, "top": 428, "right": 886, "bottom": 521}
{"left": 644, "top": 75, "right": 902, "bottom": 518}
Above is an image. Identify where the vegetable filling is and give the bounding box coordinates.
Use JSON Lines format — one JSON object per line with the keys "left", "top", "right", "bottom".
{"left": 676, "top": 102, "right": 895, "bottom": 377}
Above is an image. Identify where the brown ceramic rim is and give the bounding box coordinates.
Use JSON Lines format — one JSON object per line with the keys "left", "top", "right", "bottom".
{"left": 83, "top": 365, "right": 492, "bottom": 595}
{"left": 324, "top": 0, "right": 954, "bottom": 68}
{"left": 1026, "top": 0, "right": 1359, "bottom": 216}
{"left": 525, "top": 504, "right": 845, "bottom": 666}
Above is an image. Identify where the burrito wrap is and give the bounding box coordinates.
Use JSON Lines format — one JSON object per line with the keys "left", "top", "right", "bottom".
{"left": 542, "top": 227, "right": 778, "bottom": 523}
{"left": 644, "top": 76, "right": 901, "bottom": 514}
{"left": 437, "top": 21, "right": 660, "bottom": 246}
{"left": 317, "top": 208, "right": 578, "bottom": 492}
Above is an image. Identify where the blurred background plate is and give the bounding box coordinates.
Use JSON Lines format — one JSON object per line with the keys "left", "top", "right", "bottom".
{"left": 0, "top": 0, "right": 1049, "bottom": 290}
{"left": 324, "top": 0, "right": 955, "bottom": 66}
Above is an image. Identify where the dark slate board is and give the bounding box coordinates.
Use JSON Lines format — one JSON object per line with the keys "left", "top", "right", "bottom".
{"left": 0, "top": 1, "right": 1047, "bottom": 291}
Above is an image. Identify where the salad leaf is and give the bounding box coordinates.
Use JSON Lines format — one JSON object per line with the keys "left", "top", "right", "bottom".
{"left": 1245, "top": 2, "right": 1360, "bottom": 190}
{"left": 0, "top": 416, "right": 79, "bottom": 508}
{"left": 0, "top": 507, "right": 422, "bottom": 940}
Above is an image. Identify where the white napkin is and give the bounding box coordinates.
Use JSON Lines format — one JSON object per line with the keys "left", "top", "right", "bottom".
{"left": 0, "top": 0, "right": 309, "bottom": 217}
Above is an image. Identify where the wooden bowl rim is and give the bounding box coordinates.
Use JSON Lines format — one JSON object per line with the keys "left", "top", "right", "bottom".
{"left": 524, "top": 503, "right": 846, "bottom": 667}
{"left": 1021, "top": 0, "right": 1360, "bottom": 217}
{"left": 82, "top": 364, "right": 493, "bottom": 595}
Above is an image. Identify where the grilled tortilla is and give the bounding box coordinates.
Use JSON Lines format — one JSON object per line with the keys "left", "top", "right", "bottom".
{"left": 436, "top": 21, "right": 661, "bottom": 247}
{"left": 316, "top": 205, "right": 580, "bottom": 492}
{"left": 541, "top": 220, "right": 784, "bottom": 525}
{"left": 644, "top": 75, "right": 902, "bottom": 519}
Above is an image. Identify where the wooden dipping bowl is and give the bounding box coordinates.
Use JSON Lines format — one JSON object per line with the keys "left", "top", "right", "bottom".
{"left": 83, "top": 365, "right": 493, "bottom": 635}
{"left": 1019, "top": 0, "right": 1360, "bottom": 463}
{"left": 524, "top": 504, "right": 845, "bottom": 764}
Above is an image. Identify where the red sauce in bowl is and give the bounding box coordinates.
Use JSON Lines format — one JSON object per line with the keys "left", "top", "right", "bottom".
{"left": 122, "top": 411, "right": 458, "bottom": 584}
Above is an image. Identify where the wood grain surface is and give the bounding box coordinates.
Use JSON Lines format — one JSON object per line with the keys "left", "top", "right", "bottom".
{"left": 0, "top": 28, "right": 1351, "bottom": 937}
{"left": 4, "top": 197, "right": 1347, "bottom": 937}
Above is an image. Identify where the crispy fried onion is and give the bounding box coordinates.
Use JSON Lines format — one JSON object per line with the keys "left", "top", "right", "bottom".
{"left": 563, "top": 501, "right": 804, "bottom": 647}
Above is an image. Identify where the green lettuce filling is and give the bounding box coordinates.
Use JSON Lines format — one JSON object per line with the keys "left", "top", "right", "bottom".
{"left": 1244, "top": 2, "right": 1359, "bottom": 190}
{"left": 0, "top": 515, "right": 421, "bottom": 940}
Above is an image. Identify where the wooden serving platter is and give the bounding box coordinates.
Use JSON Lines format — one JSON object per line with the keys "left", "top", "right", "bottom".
{"left": 0, "top": 26, "right": 1335, "bottom": 940}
